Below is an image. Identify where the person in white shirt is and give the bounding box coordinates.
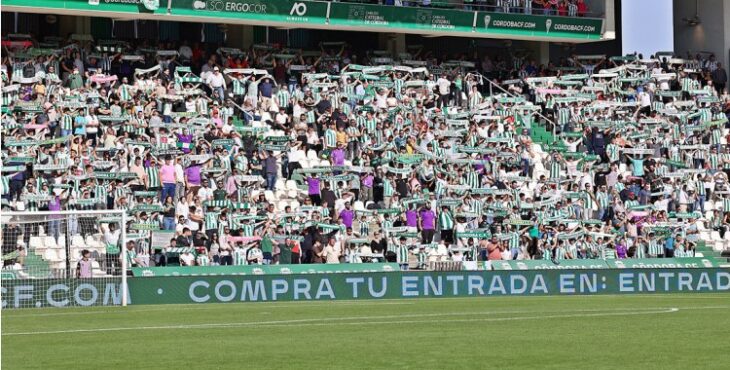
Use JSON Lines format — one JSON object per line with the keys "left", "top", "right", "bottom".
{"left": 103, "top": 223, "right": 121, "bottom": 247}
{"left": 178, "top": 41, "right": 193, "bottom": 63}
{"left": 197, "top": 180, "right": 214, "bottom": 202}
{"left": 321, "top": 237, "right": 342, "bottom": 264}
{"left": 180, "top": 250, "right": 195, "bottom": 266}
{"left": 436, "top": 74, "right": 451, "bottom": 108}
{"left": 206, "top": 67, "right": 226, "bottom": 102}
{"left": 275, "top": 107, "right": 289, "bottom": 127}
{"left": 247, "top": 245, "right": 264, "bottom": 264}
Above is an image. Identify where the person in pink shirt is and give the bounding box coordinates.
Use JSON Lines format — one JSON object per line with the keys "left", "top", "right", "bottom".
{"left": 160, "top": 155, "right": 177, "bottom": 201}
{"left": 361, "top": 172, "right": 374, "bottom": 202}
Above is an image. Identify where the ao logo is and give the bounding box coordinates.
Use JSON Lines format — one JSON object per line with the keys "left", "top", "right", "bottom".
{"left": 290, "top": 2, "right": 307, "bottom": 16}
{"left": 192, "top": 1, "right": 222, "bottom": 11}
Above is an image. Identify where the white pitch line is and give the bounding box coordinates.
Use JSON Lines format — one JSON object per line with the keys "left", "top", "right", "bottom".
{"left": 252, "top": 308, "right": 682, "bottom": 328}
{"left": 2, "top": 307, "right": 689, "bottom": 336}
{"left": 7, "top": 293, "right": 730, "bottom": 318}
{"left": 3, "top": 301, "right": 417, "bottom": 318}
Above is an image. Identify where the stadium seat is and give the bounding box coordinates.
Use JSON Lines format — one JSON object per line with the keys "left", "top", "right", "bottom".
{"left": 353, "top": 201, "right": 365, "bottom": 211}
{"left": 57, "top": 234, "right": 66, "bottom": 248}
{"left": 275, "top": 179, "right": 286, "bottom": 191}
{"left": 72, "top": 235, "right": 86, "bottom": 248}
{"left": 29, "top": 236, "right": 43, "bottom": 250}
{"left": 85, "top": 235, "right": 98, "bottom": 248}
{"left": 306, "top": 150, "right": 318, "bottom": 161}
{"left": 44, "top": 236, "right": 57, "bottom": 249}
{"left": 286, "top": 180, "right": 299, "bottom": 191}
{"left": 699, "top": 231, "right": 710, "bottom": 241}
{"left": 69, "top": 247, "right": 83, "bottom": 259}
{"left": 43, "top": 248, "right": 57, "bottom": 261}
{"left": 710, "top": 231, "right": 722, "bottom": 241}
{"left": 275, "top": 189, "right": 288, "bottom": 200}
{"left": 264, "top": 190, "right": 275, "bottom": 202}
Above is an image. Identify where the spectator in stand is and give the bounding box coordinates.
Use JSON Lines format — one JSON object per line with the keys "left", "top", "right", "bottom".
{"left": 711, "top": 63, "right": 727, "bottom": 95}
{"left": 1, "top": 32, "right": 724, "bottom": 275}
{"left": 76, "top": 250, "right": 93, "bottom": 278}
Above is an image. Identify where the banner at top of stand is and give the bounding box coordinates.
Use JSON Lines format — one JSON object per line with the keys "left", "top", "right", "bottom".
{"left": 4, "top": 0, "right": 161, "bottom": 14}
{"left": 477, "top": 12, "right": 603, "bottom": 37}
{"left": 327, "top": 2, "right": 475, "bottom": 33}
{"left": 4, "top": 0, "right": 604, "bottom": 40}
{"left": 172, "top": 0, "right": 330, "bottom": 24}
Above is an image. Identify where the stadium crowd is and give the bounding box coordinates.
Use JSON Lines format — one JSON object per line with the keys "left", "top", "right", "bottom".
{"left": 2, "top": 32, "right": 729, "bottom": 273}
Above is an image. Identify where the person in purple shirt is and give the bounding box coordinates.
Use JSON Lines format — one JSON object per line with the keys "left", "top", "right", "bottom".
{"left": 419, "top": 204, "right": 436, "bottom": 243}
{"left": 307, "top": 173, "right": 321, "bottom": 205}
{"left": 405, "top": 207, "right": 419, "bottom": 229}
{"left": 473, "top": 154, "right": 489, "bottom": 175}
{"left": 615, "top": 241, "right": 628, "bottom": 259}
{"left": 339, "top": 202, "right": 355, "bottom": 229}
{"left": 47, "top": 193, "right": 63, "bottom": 242}
{"left": 331, "top": 144, "right": 346, "bottom": 170}
{"left": 184, "top": 163, "right": 202, "bottom": 196}
{"left": 360, "top": 172, "right": 374, "bottom": 202}
{"left": 176, "top": 130, "right": 193, "bottom": 154}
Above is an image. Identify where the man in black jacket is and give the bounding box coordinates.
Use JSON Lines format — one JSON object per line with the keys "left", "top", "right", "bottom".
{"left": 176, "top": 228, "right": 193, "bottom": 248}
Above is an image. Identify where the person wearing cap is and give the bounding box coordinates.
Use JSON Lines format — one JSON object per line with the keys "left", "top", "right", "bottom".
{"left": 206, "top": 66, "right": 226, "bottom": 102}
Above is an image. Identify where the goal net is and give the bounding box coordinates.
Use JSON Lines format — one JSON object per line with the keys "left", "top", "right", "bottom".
{"left": 1, "top": 210, "right": 128, "bottom": 309}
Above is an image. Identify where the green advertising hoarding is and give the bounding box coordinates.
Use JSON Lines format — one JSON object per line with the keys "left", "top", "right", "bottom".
{"left": 491, "top": 259, "right": 611, "bottom": 270}
{"left": 1, "top": 279, "right": 125, "bottom": 309}
{"left": 604, "top": 258, "right": 720, "bottom": 269}
{"left": 170, "top": 0, "right": 329, "bottom": 24}
{"left": 477, "top": 12, "right": 603, "bottom": 38}
{"left": 3, "top": 269, "right": 728, "bottom": 308}
{"left": 131, "top": 263, "right": 400, "bottom": 277}
{"left": 3, "top": 0, "right": 156, "bottom": 14}
{"left": 4, "top": 0, "right": 604, "bottom": 40}
{"left": 128, "top": 269, "right": 730, "bottom": 305}
{"left": 492, "top": 258, "right": 721, "bottom": 270}
{"left": 327, "top": 2, "right": 475, "bottom": 33}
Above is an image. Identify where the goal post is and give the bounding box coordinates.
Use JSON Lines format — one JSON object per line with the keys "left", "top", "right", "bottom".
{"left": 1, "top": 210, "right": 128, "bottom": 309}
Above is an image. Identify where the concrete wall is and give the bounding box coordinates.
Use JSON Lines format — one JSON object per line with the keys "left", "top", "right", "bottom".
{"left": 673, "top": 0, "right": 729, "bottom": 67}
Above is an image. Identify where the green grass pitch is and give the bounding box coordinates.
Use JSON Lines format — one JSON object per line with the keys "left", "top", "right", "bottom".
{"left": 3, "top": 294, "right": 729, "bottom": 369}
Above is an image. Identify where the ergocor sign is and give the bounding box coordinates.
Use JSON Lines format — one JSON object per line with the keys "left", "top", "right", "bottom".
{"left": 192, "top": 0, "right": 268, "bottom": 13}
